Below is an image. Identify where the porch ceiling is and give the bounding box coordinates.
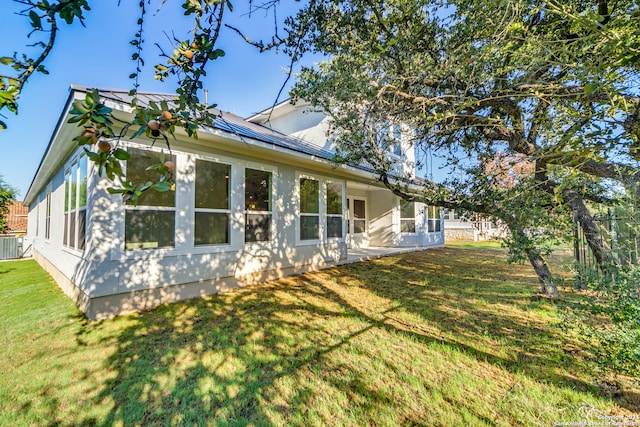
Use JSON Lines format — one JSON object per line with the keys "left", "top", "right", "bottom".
{"left": 346, "top": 180, "right": 386, "bottom": 192}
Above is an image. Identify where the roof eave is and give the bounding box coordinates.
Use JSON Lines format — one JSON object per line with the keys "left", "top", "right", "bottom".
{"left": 23, "top": 87, "right": 82, "bottom": 206}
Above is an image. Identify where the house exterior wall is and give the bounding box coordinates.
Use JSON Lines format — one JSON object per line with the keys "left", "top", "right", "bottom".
{"left": 262, "top": 106, "right": 335, "bottom": 153}
{"left": 253, "top": 103, "right": 417, "bottom": 179}
{"left": 26, "top": 89, "right": 443, "bottom": 319}
{"left": 27, "top": 159, "right": 92, "bottom": 298}
{"left": 30, "top": 138, "right": 356, "bottom": 316}
{"left": 369, "top": 189, "right": 395, "bottom": 247}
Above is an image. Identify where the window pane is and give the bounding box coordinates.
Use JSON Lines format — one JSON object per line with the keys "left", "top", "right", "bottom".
{"left": 77, "top": 209, "right": 86, "bottom": 250}
{"left": 327, "top": 217, "right": 342, "bottom": 238}
{"left": 300, "top": 216, "right": 319, "bottom": 240}
{"left": 125, "top": 210, "right": 175, "bottom": 249}
{"left": 45, "top": 189, "right": 51, "bottom": 239}
{"left": 428, "top": 219, "right": 441, "bottom": 233}
{"left": 401, "top": 220, "right": 416, "bottom": 233}
{"left": 195, "top": 212, "right": 229, "bottom": 245}
{"left": 64, "top": 170, "right": 70, "bottom": 212}
{"left": 79, "top": 157, "right": 88, "bottom": 208}
{"left": 326, "top": 183, "right": 342, "bottom": 215}
{"left": 245, "top": 213, "right": 271, "bottom": 243}
{"left": 196, "top": 160, "right": 230, "bottom": 210}
{"left": 300, "top": 178, "right": 319, "bottom": 214}
{"left": 70, "top": 163, "right": 77, "bottom": 210}
{"left": 400, "top": 200, "right": 415, "bottom": 218}
{"left": 63, "top": 213, "right": 68, "bottom": 246}
{"left": 69, "top": 212, "right": 76, "bottom": 247}
{"left": 392, "top": 123, "right": 402, "bottom": 140}
{"left": 126, "top": 148, "right": 176, "bottom": 207}
{"left": 245, "top": 169, "right": 271, "bottom": 211}
{"left": 354, "top": 219, "right": 366, "bottom": 234}
{"left": 353, "top": 200, "right": 366, "bottom": 219}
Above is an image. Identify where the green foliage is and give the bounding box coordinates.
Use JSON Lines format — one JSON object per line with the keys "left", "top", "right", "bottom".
{"left": 1, "top": 0, "right": 232, "bottom": 201}
{"left": 0, "top": 0, "right": 90, "bottom": 129}
{"left": 563, "top": 193, "right": 640, "bottom": 376}
{"left": 0, "top": 174, "right": 17, "bottom": 234}
{"left": 563, "top": 265, "right": 640, "bottom": 376}
{"left": 287, "top": 0, "right": 640, "bottom": 293}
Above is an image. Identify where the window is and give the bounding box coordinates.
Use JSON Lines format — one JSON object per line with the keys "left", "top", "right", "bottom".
{"left": 353, "top": 199, "right": 366, "bottom": 234}
{"left": 194, "top": 159, "right": 231, "bottom": 246}
{"left": 400, "top": 199, "right": 416, "bottom": 233}
{"left": 300, "top": 178, "right": 320, "bottom": 240}
{"left": 63, "top": 155, "right": 88, "bottom": 250}
{"left": 326, "top": 182, "right": 343, "bottom": 238}
{"left": 245, "top": 168, "right": 272, "bottom": 243}
{"left": 45, "top": 185, "right": 51, "bottom": 240}
{"left": 35, "top": 195, "right": 40, "bottom": 238}
{"left": 124, "top": 148, "right": 176, "bottom": 250}
{"left": 391, "top": 123, "right": 402, "bottom": 156}
{"left": 427, "top": 206, "right": 441, "bottom": 232}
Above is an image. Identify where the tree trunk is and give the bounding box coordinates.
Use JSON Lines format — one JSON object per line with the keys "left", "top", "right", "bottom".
{"left": 524, "top": 244, "right": 560, "bottom": 298}
{"left": 563, "top": 189, "right": 617, "bottom": 271}
{"left": 505, "top": 219, "right": 560, "bottom": 298}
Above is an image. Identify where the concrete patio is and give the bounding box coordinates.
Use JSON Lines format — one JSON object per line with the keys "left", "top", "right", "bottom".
{"left": 338, "top": 246, "right": 433, "bottom": 266}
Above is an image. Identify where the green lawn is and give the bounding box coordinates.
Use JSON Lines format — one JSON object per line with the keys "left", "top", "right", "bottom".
{"left": 1, "top": 248, "right": 638, "bottom": 426}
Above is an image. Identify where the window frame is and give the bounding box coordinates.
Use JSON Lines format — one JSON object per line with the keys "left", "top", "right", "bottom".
{"left": 193, "top": 157, "right": 232, "bottom": 247}
{"left": 325, "top": 180, "right": 344, "bottom": 240}
{"left": 399, "top": 199, "right": 417, "bottom": 234}
{"left": 63, "top": 153, "right": 88, "bottom": 252}
{"left": 44, "top": 184, "right": 52, "bottom": 241}
{"left": 427, "top": 205, "right": 442, "bottom": 233}
{"left": 298, "top": 176, "right": 321, "bottom": 242}
{"left": 350, "top": 198, "right": 367, "bottom": 235}
{"left": 296, "top": 172, "right": 345, "bottom": 245}
{"left": 123, "top": 146, "right": 177, "bottom": 252}
{"left": 244, "top": 167, "right": 275, "bottom": 245}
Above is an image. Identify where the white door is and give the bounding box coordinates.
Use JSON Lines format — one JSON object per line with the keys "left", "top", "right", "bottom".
{"left": 346, "top": 198, "right": 369, "bottom": 248}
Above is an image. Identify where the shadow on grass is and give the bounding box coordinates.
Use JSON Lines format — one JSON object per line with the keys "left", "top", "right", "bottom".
{"left": 69, "top": 248, "right": 637, "bottom": 426}
{"left": 0, "top": 267, "right": 15, "bottom": 275}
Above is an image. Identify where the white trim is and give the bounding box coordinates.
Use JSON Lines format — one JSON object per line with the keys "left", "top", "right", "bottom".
{"left": 61, "top": 151, "right": 89, "bottom": 256}
{"left": 243, "top": 165, "right": 278, "bottom": 247}
{"left": 295, "top": 171, "right": 346, "bottom": 246}
{"left": 44, "top": 183, "right": 52, "bottom": 241}
{"left": 112, "top": 141, "right": 282, "bottom": 261}
{"left": 397, "top": 198, "right": 418, "bottom": 235}
{"left": 325, "top": 179, "right": 346, "bottom": 241}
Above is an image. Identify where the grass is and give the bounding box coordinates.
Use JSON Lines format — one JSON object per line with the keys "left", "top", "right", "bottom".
{"left": 1, "top": 246, "right": 638, "bottom": 426}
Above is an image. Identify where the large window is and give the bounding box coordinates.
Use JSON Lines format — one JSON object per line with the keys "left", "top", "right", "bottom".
{"left": 427, "top": 206, "right": 441, "bottom": 232}
{"left": 245, "top": 168, "right": 272, "bottom": 243}
{"left": 400, "top": 199, "right": 416, "bottom": 233}
{"left": 194, "top": 159, "right": 231, "bottom": 246}
{"left": 124, "top": 148, "right": 176, "bottom": 250}
{"left": 300, "top": 178, "right": 320, "bottom": 240}
{"left": 326, "top": 182, "right": 343, "bottom": 238}
{"left": 63, "top": 155, "right": 87, "bottom": 250}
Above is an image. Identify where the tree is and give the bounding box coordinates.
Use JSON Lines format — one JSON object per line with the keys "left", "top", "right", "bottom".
{"left": 1, "top": 0, "right": 287, "bottom": 200}
{"left": 0, "top": 174, "right": 17, "bottom": 234}
{"left": 286, "top": 0, "right": 639, "bottom": 293}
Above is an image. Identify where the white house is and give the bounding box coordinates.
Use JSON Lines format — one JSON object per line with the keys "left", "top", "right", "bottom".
{"left": 24, "top": 86, "right": 444, "bottom": 319}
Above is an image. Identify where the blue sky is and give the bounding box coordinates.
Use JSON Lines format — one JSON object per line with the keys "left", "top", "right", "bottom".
{"left": 0, "top": 1, "right": 313, "bottom": 198}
